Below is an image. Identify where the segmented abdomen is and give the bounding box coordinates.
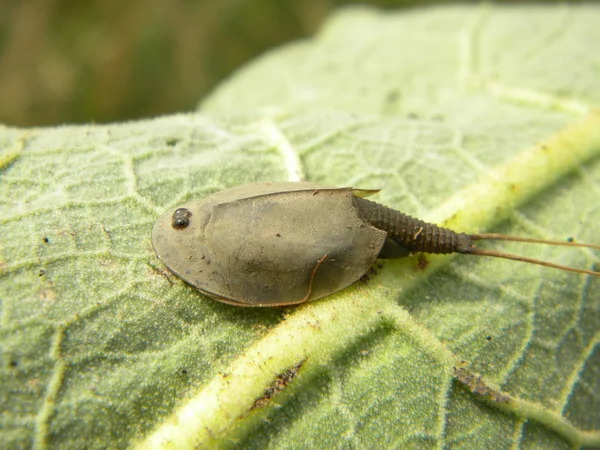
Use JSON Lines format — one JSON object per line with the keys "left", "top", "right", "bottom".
{"left": 354, "top": 197, "right": 467, "bottom": 254}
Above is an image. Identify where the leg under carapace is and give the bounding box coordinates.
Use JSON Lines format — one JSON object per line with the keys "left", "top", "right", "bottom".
{"left": 354, "top": 197, "right": 600, "bottom": 276}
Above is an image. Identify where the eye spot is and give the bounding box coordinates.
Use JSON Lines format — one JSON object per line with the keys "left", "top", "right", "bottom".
{"left": 172, "top": 208, "right": 192, "bottom": 229}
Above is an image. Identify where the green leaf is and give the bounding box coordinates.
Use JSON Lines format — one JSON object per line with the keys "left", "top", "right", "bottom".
{"left": 2, "top": 4, "right": 600, "bottom": 449}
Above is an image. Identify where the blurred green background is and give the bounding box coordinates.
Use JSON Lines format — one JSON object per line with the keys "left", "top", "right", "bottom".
{"left": 0, "top": 0, "right": 440, "bottom": 127}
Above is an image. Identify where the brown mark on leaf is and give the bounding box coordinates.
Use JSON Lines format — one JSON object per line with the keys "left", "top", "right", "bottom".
{"left": 454, "top": 366, "right": 510, "bottom": 404}
{"left": 360, "top": 261, "right": 384, "bottom": 284}
{"left": 101, "top": 225, "right": 114, "bottom": 244}
{"left": 27, "top": 377, "right": 43, "bottom": 395}
{"left": 251, "top": 359, "right": 305, "bottom": 410}
{"left": 359, "top": 272, "right": 371, "bottom": 284}
{"left": 415, "top": 253, "right": 429, "bottom": 271}
{"left": 38, "top": 279, "right": 56, "bottom": 305}
{"left": 148, "top": 261, "right": 175, "bottom": 285}
{"left": 98, "top": 259, "right": 114, "bottom": 269}
{"left": 59, "top": 228, "right": 77, "bottom": 238}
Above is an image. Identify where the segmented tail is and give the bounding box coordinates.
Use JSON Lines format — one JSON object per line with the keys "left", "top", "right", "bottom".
{"left": 354, "top": 197, "right": 471, "bottom": 254}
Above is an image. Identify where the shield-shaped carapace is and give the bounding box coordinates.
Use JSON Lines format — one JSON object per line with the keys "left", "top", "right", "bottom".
{"left": 151, "top": 182, "right": 599, "bottom": 307}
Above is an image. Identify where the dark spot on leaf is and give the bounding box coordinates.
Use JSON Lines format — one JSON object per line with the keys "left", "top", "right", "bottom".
{"left": 147, "top": 261, "right": 174, "bottom": 285}
{"left": 453, "top": 366, "right": 509, "bottom": 404}
{"left": 416, "top": 254, "right": 429, "bottom": 271}
{"left": 386, "top": 89, "right": 400, "bottom": 104}
{"left": 251, "top": 360, "right": 305, "bottom": 410}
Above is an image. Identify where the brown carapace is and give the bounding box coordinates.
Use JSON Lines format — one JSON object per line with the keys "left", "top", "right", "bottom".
{"left": 355, "top": 197, "right": 600, "bottom": 277}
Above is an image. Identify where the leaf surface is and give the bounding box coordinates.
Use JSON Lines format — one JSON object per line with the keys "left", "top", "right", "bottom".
{"left": 1, "top": 4, "right": 600, "bottom": 449}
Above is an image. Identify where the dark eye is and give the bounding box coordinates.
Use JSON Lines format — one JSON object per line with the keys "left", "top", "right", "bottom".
{"left": 172, "top": 208, "right": 192, "bottom": 229}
